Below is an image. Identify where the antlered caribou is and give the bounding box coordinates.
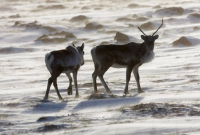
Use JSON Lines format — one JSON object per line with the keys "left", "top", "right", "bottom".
{"left": 91, "top": 19, "right": 163, "bottom": 94}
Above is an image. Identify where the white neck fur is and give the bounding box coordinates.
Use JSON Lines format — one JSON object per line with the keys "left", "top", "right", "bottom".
{"left": 141, "top": 50, "right": 155, "bottom": 63}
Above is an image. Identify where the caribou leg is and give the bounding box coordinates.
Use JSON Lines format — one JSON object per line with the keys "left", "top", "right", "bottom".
{"left": 53, "top": 79, "right": 63, "bottom": 100}
{"left": 66, "top": 73, "right": 73, "bottom": 95}
{"left": 133, "top": 63, "right": 144, "bottom": 93}
{"left": 92, "top": 64, "right": 99, "bottom": 93}
{"left": 73, "top": 70, "right": 79, "bottom": 98}
{"left": 44, "top": 71, "right": 62, "bottom": 99}
{"left": 97, "top": 66, "right": 112, "bottom": 94}
{"left": 124, "top": 65, "right": 134, "bottom": 94}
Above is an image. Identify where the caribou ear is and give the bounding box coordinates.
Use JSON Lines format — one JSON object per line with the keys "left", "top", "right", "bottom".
{"left": 154, "top": 35, "right": 159, "bottom": 40}
{"left": 72, "top": 43, "right": 75, "bottom": 47}
{"left": 141, "top": 35, "right": 146, "bottom": 40}
{"left": 81, "top": 43, "right": 84, "bottom": 50}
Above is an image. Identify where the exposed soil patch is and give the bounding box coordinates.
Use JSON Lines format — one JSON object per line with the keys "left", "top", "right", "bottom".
{"left": 139, "top": 22, "right": 155, "bottom": 30}
{"left": 49, "top": 31, "right": 76, "bottom": 38}
{"left": 132, "top": 14, "right": 139, "bottom": 18}
{"left": 114, "top": 31, "right": 129, "bottom": 42}
{"left": 188, "top": 13, "right": 200, "bottom": 18}
{"left": 32, "top": 5, "right": 65, "bottom": 12}
{"left": 172, "top": 36, "right": 192, "bottom": 46}
{"left": 136, "top": 17, "right": 148, "bottom": 22}
{"left": 153, "top": 5, "right": 161, "bottom": 9}
{"left": 35, "top": 36, "right": 68, "bottom": 44}
{"left": 82, "top": 82, "right": 101, "bottom": 87}
{"left": 2, "top": 102, "right": 20, "bottom": 107}
{"left": 14, "top": 21, "right": 57, "bottom": 32}
{"left": 100, "top": 41, "right": 111, "bottom": 45}
{"left": 193, "top": 26, "right": 199, "bottom": 31}
{"left": 37, "top": 124, "right": 66, "bottom": 132}
{"left": 88, "top": 93, "right": 117, "bottom": 100}
{"left": 127, "top": 3, "right": 148, "bottom": 8}
{"left": 37, "top": 116, "right": 65, "bottom": 122}
{"left": 35, "top": 31, "right": 76, "bottom": 44}
{"left": 70, "top": 15, "right": 88, "bottom": 22}
{"left": 151, "top": 80, "right": 164, "bottom": 83}
{"left": 127, "top": 3, "right": 139, "bottom": 8}
{"left": 155, "top": 7, "right": 184, "bottom": 16}
{"left": 98, "top": 29, "right": 117, "bottom": 34}
{"left": 84, "top": 22, "right": 103, "bottom": 30}
{"left": 9, "top": 14, "right": 20, "bottom": 18}
{"left": 0, "top": 47, "right": 36, "bottom": 54}
{"left": 81, "top": 6, "right": 90, "bottom": 10}
{"left": 46, "top": 0, "right": 58, "bottom": 3}
{"left": 0, "top": 122, "right": 14, "bottom": 126}
{"left": 116, "top": 17, "right": 133, "bottom": 22}
{"left": 119, "top": 103, "right": 200, "bottom": 118}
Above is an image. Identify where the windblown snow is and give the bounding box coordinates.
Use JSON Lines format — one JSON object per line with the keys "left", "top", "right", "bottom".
{"left": 0, "top": 0, "right": 200, "bottom": 134}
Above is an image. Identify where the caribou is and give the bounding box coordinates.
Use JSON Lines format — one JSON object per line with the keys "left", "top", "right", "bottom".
{"left": 44, "top": 43, "right": 84, "bottom": 100}
{"left": 91, "top": 19, "right": 163, "bottom": 94}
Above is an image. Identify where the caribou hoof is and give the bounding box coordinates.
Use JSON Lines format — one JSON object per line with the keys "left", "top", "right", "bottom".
{"left": 75, "top": 94, "right": 80, "bottom": 98}
{"left": 43, "top": 95, "right": 48, "bottom": 100}
{"left": 94, "top": 92, "right": 98, "bottom": 95}
{"left": 124, "top": 91, "right": 129, "bottom": 95}
{"left": 67, "top": 88, "right": 73, "bottom": 95}
{"left": 68, "top": 91, "right": 73, "bottom": 95}
{"left": 138, "top": 90, "right": 144, "bottom": 93}
{"left": 106, "top": 90, "right": 112, "bottom": 94}
{"left": 59, "top": 97, "right": 64, "bottom": 101}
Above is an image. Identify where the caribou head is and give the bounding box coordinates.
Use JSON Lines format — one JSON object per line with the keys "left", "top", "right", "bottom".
{"left": 138, "top": 19, "right": 163, "bottom": 50}
{"left": 72, "top": 43, "right": 85, "bottom": 66}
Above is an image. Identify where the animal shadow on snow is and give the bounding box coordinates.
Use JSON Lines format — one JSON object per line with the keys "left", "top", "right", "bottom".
{"left": 29, "top": 100, "right": 67, "bottom": 113}
{"left": 73, "top": 95, "right": 144, "bottom": 112}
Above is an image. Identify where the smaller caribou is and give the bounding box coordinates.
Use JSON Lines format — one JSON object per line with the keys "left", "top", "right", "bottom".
{"left": 91, "top": 19, "right": 163, "bottom": 94}
{"left": 44, "top": 43, "right": 84, "bottom": 100}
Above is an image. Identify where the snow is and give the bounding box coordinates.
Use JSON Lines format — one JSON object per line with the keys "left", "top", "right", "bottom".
{"left": 0, "top": 0, "right": 200, "bottom": 134}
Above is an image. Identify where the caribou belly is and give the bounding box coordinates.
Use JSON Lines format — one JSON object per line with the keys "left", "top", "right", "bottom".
{"left": 62, "top": 65, "right": 77, "bottom": 74}
{"left": 112, "top": 63, "right": 127, "bottom": 68}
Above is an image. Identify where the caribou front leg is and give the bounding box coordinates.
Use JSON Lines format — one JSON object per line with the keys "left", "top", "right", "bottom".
{"left": 124, "top": 65, "right": 134, "bottom": 94}
{"left": 73, "top": 70, "right": 79, "bottom": 98}
{"left": 66, "top": 73, "right": 72, "bottom": 95}
{"left": 133, "top": 63, "right": 144, "bottom": 93}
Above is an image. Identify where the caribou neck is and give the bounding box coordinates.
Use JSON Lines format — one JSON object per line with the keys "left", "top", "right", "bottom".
{"left": 138, "top": 42, "right": 155, "bottom": 63}
{"left": 138, "top": 42, "right": 148, "bottom": 57}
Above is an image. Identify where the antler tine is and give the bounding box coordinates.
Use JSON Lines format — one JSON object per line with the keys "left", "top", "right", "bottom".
{"left": 152, "top": 19, "right": 163, "bottom": 36}
{"left": 137, "top": 26, "right": 147, "bottom": 36}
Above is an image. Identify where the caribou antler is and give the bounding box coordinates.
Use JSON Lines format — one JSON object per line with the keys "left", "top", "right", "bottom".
{"left": 152, "top": 19, "right": 163, "bottom": 36}
{"left": 137, "top": 26, "right": 147, "bottom": 36}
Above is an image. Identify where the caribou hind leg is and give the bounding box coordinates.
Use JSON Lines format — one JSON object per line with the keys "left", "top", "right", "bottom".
{"left": 44, "top": 71, "right": 62, "bottom": 100}
{"left": 97, "top": 65, "right": 112, "bottom": 94}
{"left": 66, "top": 73, "right": 72, "bottom": 95}
{"left": 44, "top": 77, "right": 53, "bottom": 99}
{"left": 92, "top": 64, "right": 99, "bottom": 93}
{"left": 53, "top": 79, "right": 63, "bottom": 100}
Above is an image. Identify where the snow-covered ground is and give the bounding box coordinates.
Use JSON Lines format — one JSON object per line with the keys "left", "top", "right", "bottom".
{"left": 1, "top": 0, "right": 200, "bottom": 134}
